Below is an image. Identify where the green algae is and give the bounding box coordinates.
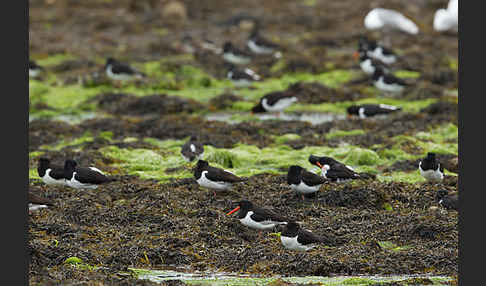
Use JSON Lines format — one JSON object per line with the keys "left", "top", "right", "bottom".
{"left": 34, "top": 53, "right": 77, "bottom": 67}
{"left": 393, "top": 70, "right": 421, "bottom": 79}
{"left": 326, "top": 129, "right": 365, "bottom": 140}
{"left": 272, "top": 134, "right": 302, "bottom": 144}
{"left": 40, "top": 131, "right": 95, "bottom": 151}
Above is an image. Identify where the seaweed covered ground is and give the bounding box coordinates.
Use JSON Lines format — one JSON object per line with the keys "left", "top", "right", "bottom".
{"left": 29, "top": 0, "right": 458, "bottom": 285}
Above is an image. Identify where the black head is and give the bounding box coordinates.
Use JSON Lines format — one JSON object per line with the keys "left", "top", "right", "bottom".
{"left": 236, "top": 200, "right": 253, "bottom": 211}
{"left": 436, "top": 189, "right": 449, "bottom": 201}
{"left": 194, "top": 160, "right": 209, "bottom": 177}
{"left": 64, "top": 159, "right": 78, "bottom": 171}
{"left": 287, "top": 165, "right": 303, "bottom": 184}
{"left": 189, "top": 135, "right": 198, "bottom": 141}
{"left": 251, "top": 102, "right": 266, "bottom": 113}
{"left": 347, "top": 105, "right": 360, "bottom": 116}
{"left": 223, "top": 42, "right": 233, "bottom": 53}
{"left": 282, "top": 221, "right": 300, "bottom": 236}
{"left": 38, "top": 157, "right": 51, "bottom": 169}
{"left": 426, "top": 152, "right": 436, "bottom": 160}
{"left": 359, "top": 51, "right": 369, "bottom": 61}
{"left": 105, "top": 57, "right": 116, "bottom": 67}
{"left": 308, "top": 155, "right": 335, "bottom": 168}
{"left": 358, "top": 35, "right": 369, "bottom": 50}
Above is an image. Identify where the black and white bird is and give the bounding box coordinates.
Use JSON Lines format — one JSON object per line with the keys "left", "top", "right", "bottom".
{"left": 194, "top": 160, "right": 245, "bottom": 193}
{"left": 280, "top": 222, "right": 328, "bottom": 251}
{"left": 64, "top": 159, "right": 114, "bottom": 189}
{"left": 419, "top": 152, "right": 444, "bottom": 182}
{"left": 227, "top": 200, "right": 288, "bottom": 231}
{"left": 364, "top": 8, "right": 419, "bottom": 35}
{"left": 29, "top": 60, "right": 44, "bottom": 78}
{"left": 372, "top": 67, "right": 410, "bottom": 93}
{"left": 181, "top": 135, "right": 204, "bottom": 162}
{"left": 347, "top": 104, "right": 401, "bottom": 119}
{"left": 29, "top": 191, "right": 54, "bottom": 213}
{"left": 354, "top": 51, "right": 389, "bottom": 75}
{"left": 104, "top": 57, "right": 146, "bottom": 82}
{"left": 287, "top": 165, "right": 327, "bottom": 200}
{"left": 246, "top": 27, "right": 281, "bottom": 58}
{"left": 226, "top": 64, "right": 261, "bottom": 87}
{"left": 222, "top": 42, "right": 252, "bottom": 65}
{"left": 37, "top": 158, "right": 68, "bottom": 186}
{"left": 358, "top": 36, "right": 397, "bottom": 65}
{"left": 251, "top": 91, "right": 298, "bottom": 114}
{"left": 308, "top": 155, "right": 360, "bottom": 182}
{"left": 435, "top": 189, "right": 458, "bottom": 211}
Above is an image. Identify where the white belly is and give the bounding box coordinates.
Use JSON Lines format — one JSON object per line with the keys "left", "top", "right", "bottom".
{"left": 41, "top": 169, "right": 67, "bottom": 186}
{"left": 223, "top": 53, "right": 250, "bottom": 65}
{"left": 374, "top": 77, "right": 404, "bottom": 93}
{"left": 280, "top": 236, "right": 313, "bottom": 251}
{"left": 290, "top": 181, "right": 321, "bottom": 194}
{"left": 29, "top": 203, "right": 48, "bottom": 212}
{"left": 360, "top": 59, "right": 375, "bottom": 75}
{"left": 240, "top": 211, "right": 283, "bottom": 230}
{"left": 247, "top": 40, "right": 274, "bottom": 54}
{"left": 196, "top": 171, "right": 232, "bottom": 190}
{"left": 106, "top": 65, "right": 139, "bottom": 81}
{"left": 262, "top": 97, "right": 297, "bottom": 112}
{"left": 419, "top": 166, "right": 444, "bottom": 182}
{"left": 368, "top": 48, "right": 396, "bottom": 65}
{"left": 29, "top": 69, "right": 40, "bottom": 78}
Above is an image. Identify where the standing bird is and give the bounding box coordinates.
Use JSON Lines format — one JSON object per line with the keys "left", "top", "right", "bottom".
{"left": 372, "top": 67, "right": 410, "bottom": 94}
{"left": 64, "top": 159, "right": 114, "bottom": 189}
{"left": 346, "top": 104, "right": 401, "bottom": 119}
{"left": 194, "top": 160, "right": 245, "bottom": 195}
{"left": 435, "top": 189, "right": 458, "bottom": 211}
{"left": 280, "top": 222, "right": 328, "bottom": 251}
{"left": 29, "top": 60, "right": 44, "bottom": 78}
{"left": 287, "top": 165, "right": 327, "bottom": 200}
{"left": 251, "top": 91, "right": 298, "bottom": 114}
{"left": 226, "top": 64, "right": 261, "bottom": 87}
{"left": 29, "top": 191, "right": 54, "bottom": 212}
{"left": 227, "top": 200, "right": 288, "bottom": 231}
{"left": 354, "top": 51, "right": 389, "bottom": 75}
{"left": 181, "top": 135, "right": 204, "bottom": 162}
{"left": 308, "top": 155, "right": 360, "bottom": 182}
{"left": 222, "top": 42, "right": 252, "bottom": 65}
{"left": 246, "top": 27, "right": 281, "bottom": 58}
{"left": 419, "top": 152, "right": 444, "bottom": 182}
{"left": 104, "top": 57, "right": 146, "bottom": 82}
{"left": 358, "top": 36, "right": 397, "bottom": 65}
{"left": 37, "top": 158, "right": 68, "bottom": 187}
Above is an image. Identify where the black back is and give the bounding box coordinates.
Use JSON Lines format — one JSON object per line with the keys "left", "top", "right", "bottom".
{"left": 347, "top": 104, "right": 401, "bottom": 117}
{"left": 281, "top": 222, "right": 324, "bottom": 245}
{"left": 29, "top": 192, "right": 54, "bottom": 206}
{"left": 234, "top": 200, "right": 288, "bottom": 223}
{"left": 223, "top": 42, "right": 251, "bottom": 57}
{"left": 106, "top": 57, "right": 141, "bottom": 75}
{"left": 64, "top": 159, "right": 111, "bottom": 184}
{"left": 228, "top": 67, "right": 255, "bottom": 81}
{"left": 194, "top": 160, "right": 243, "bottom": 182}
{"left": 29, "top": 60, "right": 43, "bottom": 70}
{"left": 248, "top": 27, "right": 279, "bottom": 49}
{"left": 372, "top": 67, "right": 408, "bottom": 86}
{"left": 436, "top": 190, "right": 458, "bottom": 210}
{"left": 287, "top": 165, "right": 326, "bottom": 186}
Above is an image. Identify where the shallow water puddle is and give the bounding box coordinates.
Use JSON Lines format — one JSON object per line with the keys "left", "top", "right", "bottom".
{"left": 130, "top": 268, "right": 453, "bottom": 285}
{"left": 205, "top": 112, "right": 345, "bottom": 125}
{"left": 29, "top": 112, "right": 100, "bottom": 124}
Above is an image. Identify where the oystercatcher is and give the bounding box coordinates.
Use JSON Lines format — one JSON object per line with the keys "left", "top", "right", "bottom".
{"left": 308, "top": 155, "right": 359, "bottom": 182}
{"left": 435, "top": 189, "right": 458, "bottom": 211}
{"left": 37, "top": 158, "right": 68, "bottom": 186}
{"left": 347, "top": 104, "right": 401, "bottom": 119}
{"left": 433, "top": 0, "right": 458, "bottom": 32}
{"left": 419, "top": 152, "right": 444, "bottom": 182}
{"left": 358, "top": 36, "right": 397, "bottom": 65}
{"left": 222, "top": 42, "right": 252, "bottom": 65}
{"left": 29, "top": 191, "right": 54, "bottom": 212}
{"left": 64, "top": 159, "right": 114, "bottom": 189}
{"left": 280, "top": 222, "right": 327, "bottom": 251}
{"left": 29, "top": 60, "right": 44, "bottom": 78}
{"left": 251, "top": 91, "right": 298, "bottom": 114}
{"left": 226, "top": 64, "right": 260, "bottom": 87}
{"left": 227, "top": 200, "right": 288, "bottom": 231}
{"left": 372, "top": 67, "right": 410, "bottom": 94}
{"left": 246, "top": 27, "right": 281, "bottom": 58}
{"left": 104, "top": 57, "right": 146, "bottom": 82}
{"left": 287, "top": 165, "right": 327, "bottom": 200}
{"left": 181, "top": 135, "right": 204, "bottom": 162}
{"left": 354, "top": 51, "right": 389, "bottom": 75}
{"left": 194, "top": 160, "right": 244, "bottom": 194}
{"left": 364, "top": 8, "right": 419, "bottom": 35}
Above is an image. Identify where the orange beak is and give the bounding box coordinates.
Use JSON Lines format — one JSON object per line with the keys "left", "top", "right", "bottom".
{"left": 227, "top": 206, "right": 240, "bottom": 215}
{"left": 316, "top": 162, "right": 323, "bottom": 169}
{"left": 353, "top": 51, "right": 359, "bottom": 60}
